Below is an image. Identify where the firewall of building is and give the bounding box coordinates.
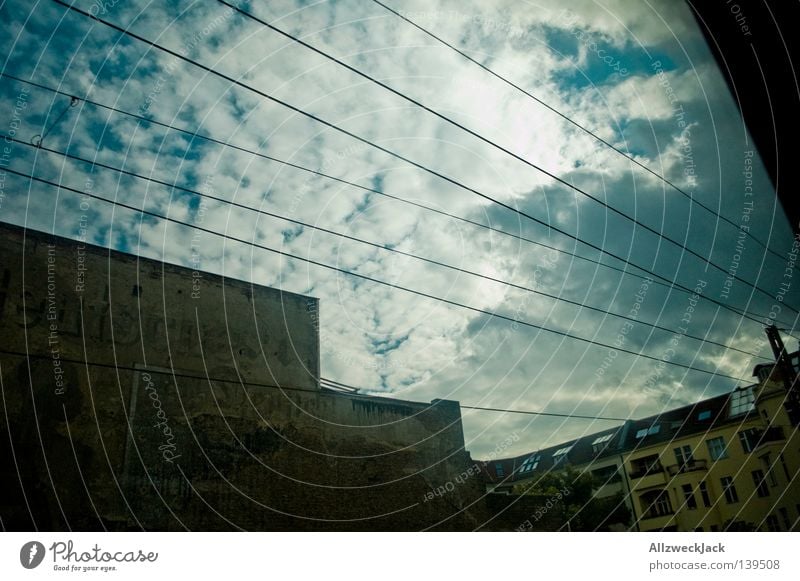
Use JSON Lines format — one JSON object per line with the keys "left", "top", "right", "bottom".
{"left": 0, "top": 223, "right": 486, "bottom": 530}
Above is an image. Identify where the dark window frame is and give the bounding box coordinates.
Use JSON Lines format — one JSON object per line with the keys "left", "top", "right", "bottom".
{"left": 706, "top": 436, "right": 728, "bottom": 460}
{"left": 752, "top": 469, "right": 770, "bottom": 498}
{"left": 721, "top": 476, "right": 739, "bottom": 504}
{"left": 699, "top": 481, "right": 712, "bottom": 507}
{"left": 681, "top": 484, "right": 698, "bottom": 510}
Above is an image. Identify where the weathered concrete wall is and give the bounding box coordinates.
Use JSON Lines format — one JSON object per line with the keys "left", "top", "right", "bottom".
{"left": 0, "top": 223, "right": 486, "bottom": 530}
{"left": 0, "top": 222, "right": 320, "bottom": 390}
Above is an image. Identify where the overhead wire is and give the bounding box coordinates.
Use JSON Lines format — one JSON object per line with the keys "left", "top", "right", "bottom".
{"left": 215, "top": 0, "right": 800, "bottom": 314}
{"left": 320, "top": 378, "right": 629, "bottom": 421}
{"left": 367, "top": 0, "right": 795, "bottom": 271}
{"left": 0, "top": 348, "right": 631, "bottom": 421}
{"left": 3, "top": 131, "right": 771, "bottom": 361}
{"left": 0, "top": 71, "right": 705, "bottom": 300}
{"left": 30, "top": 95, "right": 79, "bottom": 148}
{"left": 3, "top": 164, "right": 754, "bottom": 383}
{"left": 0, "top": 135, "right": 769, "bottom": 360}
{"left": 41, "top": 3, "right": 796, "bottom": 329}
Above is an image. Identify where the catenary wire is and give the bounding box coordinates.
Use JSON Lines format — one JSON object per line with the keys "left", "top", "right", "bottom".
{"left": 215, "top": 0, "right": 799, "bottom": 313}
{"left": 4, "top": 73, "right": 782, "bottom": 329}
{"left": 0, "top": 349, "right": 630, "bottom": 421}
{"left": 367, "top": 0, "right": 795, "bottom": 270}
{"left": 2, "top": 133, "right": 771, "bottom": 361}
{"left": 7, "top": 71, "right": 748, "bottom": 316}
{"left": 319, "top": 377, "right": 630, "bottom": 420}
{"left": 0, "top": 70, "right": 671, "bottom": 294}
{"left": 39, "top": 4, "right": 797, "bottom": 327}
{"left": 3, "top": 164, "right": 753, "bottom": 382}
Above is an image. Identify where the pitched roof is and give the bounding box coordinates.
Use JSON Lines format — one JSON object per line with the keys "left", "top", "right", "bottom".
{"left": 482, "top": 384, "right": 760, "bottom": 483}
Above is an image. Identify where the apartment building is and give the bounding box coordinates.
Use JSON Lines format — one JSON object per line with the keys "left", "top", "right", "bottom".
{"left": 482, "top": 358, "right": 800, "bottom": 531}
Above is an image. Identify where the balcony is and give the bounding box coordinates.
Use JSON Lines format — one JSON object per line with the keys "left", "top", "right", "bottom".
{"left": 639, "top": 489, "right": 675, "bottom": 525}
{"left": 642, "top": 509, "right": 675, "bottom": 521}
{"left": 629, "top": 463, "right": 664, "bottom": 480}
{"left": 666, "top": 459, "right": 708, "bottom": 476}
{"left": 760, "top": 427, "right": 785, "bottom": 445}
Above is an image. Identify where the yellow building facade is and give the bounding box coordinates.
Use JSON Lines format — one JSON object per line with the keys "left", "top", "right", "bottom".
{"left": 484, "top": 361, "right": 800, "bottom": 532}
{"left": 628, "top": 388, "right": 798, "bottom": 531}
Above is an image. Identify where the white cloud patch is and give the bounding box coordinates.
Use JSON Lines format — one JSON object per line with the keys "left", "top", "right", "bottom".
{"left": 0, "top": 0, "right": 795, "bottom": 460}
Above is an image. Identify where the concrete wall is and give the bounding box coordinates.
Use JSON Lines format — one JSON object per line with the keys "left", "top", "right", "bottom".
{"left": 0, "top": 222, "right": 320, "bottom": 390}
{"left": 0, "top": 223, "right": 486, "bottom": 530}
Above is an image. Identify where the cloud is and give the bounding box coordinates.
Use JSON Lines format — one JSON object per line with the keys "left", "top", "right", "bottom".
{"left": 0, "top": 0, "right": 795, "bottom": 461}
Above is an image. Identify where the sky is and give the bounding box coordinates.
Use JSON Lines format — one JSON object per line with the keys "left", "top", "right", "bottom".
{"left": 1, "top": 0, "right": 797, "bottom": 459}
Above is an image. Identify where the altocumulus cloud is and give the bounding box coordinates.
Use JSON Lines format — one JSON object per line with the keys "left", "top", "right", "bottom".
{"left": 0, "top": 0, "right": 796, "bottom": 458}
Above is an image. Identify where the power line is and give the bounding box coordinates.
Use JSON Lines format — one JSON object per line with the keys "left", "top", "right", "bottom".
{"left": 368, "top": 0, "right": 795, "bottom": 271}
{"left": 34, "top": 139, "right": 780, "bottom": 358}
{"left": 0, "top": 348, "right": 629, "bottom": 421}
{"left": 216, "top": 0, "right": 799, "bottom": 314}
{"left": 44, "top": 3, "right": 796, "bottom": 330}
{"left": 5, "top": 77, "right": 784, "bottom": 331}
{"left": 3, "top": 164, "right": 753, "bottom": 383}
{"left": 777, "top": 328, "right": 800, "bottom": 343}
{"left": 0, "top": 349, "right": 315, "bottom": 394}
{"left": 462, "top": 405, "right": 624, "bottom": 421}
{"left": 3, "top": 133, "right": 771, "bottom": 360}
{"left": 0, "top": 71, "right": 666, "bottom": 295}
{"left": 319, "top": 378, "right": 630, "bottom": 420}
{"left": 30, "top": 95, "right": 79, "bottom": 148}
{"left": 320, "top": 377, "right": 629, "bottom": 421}
{"left": 5, "top": 72, "right": 727, "bottom": 311}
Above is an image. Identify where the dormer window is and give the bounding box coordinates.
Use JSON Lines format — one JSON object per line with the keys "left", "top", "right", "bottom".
{"left": 635, "top": 424, "right": 661, "bottom": 439}
{"left": 552, "top": 446, "right": 572, "bottom": 465}
{"left": 591, "top": 433, "right": 614, "bottom": 454}
{"left": 729, "top": 387, "right": 755, "bottom": 417}
{"left": 518, "top": 454, "right": 540, "bottom": 474}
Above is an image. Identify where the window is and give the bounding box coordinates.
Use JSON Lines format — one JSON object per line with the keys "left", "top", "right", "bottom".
{"left": 755, "top": 364, "right": 774, "bottom": 383}
{"left": 518, "top": 454, "right": 540, "bottom": 474}
{"left": 635, "top": 424, "right": 661, "bottom": 439}
{"left": 760, "top": 454, "right": 778, "bottom": 486}
{"left": 752, "top": 470, "right": 770, "bottom": 498}
{"left": 721, "top": 476, "right": 739, "bottom": 504}
{"left": 697, "top": 410, "right": 712, "bottom": 421}
{"left": 630, "top": 455, "right": 662, "bottom": 478}
{"left": 640, "top": 490, "right": 673, "bottom": 519}
{"left": 699, "top": 481, "right": 712, "bottom": 507}
{"left": 591, "top": 464, "right": 621, "bottom": 484}
{"left": 681, "top": 484, "right": 698, "bottom": 510}
{"left": 591, "top": 432, "right": 614, "bottom": 454}
{"left": 552, "top": 446, "right": 572, "bottom": 466}
{"left": 729, "top": 387, "right": 755, "bottom": 417}
{"left": 779, "top": 507, "right": 791, "bottom": 530}
{"left": 765, "top": 515, "right": 780, "bottom": 532}
{"left": 739, "top": 428, "right": 762, "bottom": 453}
{"left": 706, "top": 436, "right": 728, "bottom": 460}
{"left": 674, "top": 445, "right": 694, "bottom": 467}
{"left": 494, "top": 464, "right": 505, "bottom": 478}
{"left": 780, "top": 454, "right": 791, "bottom": 481}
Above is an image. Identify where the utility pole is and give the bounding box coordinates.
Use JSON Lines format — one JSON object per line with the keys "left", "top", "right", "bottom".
{"left": 764, "top": 325, "right": 800, "bottom": 425}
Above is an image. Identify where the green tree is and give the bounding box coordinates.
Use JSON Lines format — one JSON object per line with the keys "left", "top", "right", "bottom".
{"left": 513, "top": 467, "right": 631, "bottom": 531}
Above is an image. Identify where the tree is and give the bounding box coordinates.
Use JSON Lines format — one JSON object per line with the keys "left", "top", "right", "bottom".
{"left": 513, "top": 467, "right": 631, "bottom": 531}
